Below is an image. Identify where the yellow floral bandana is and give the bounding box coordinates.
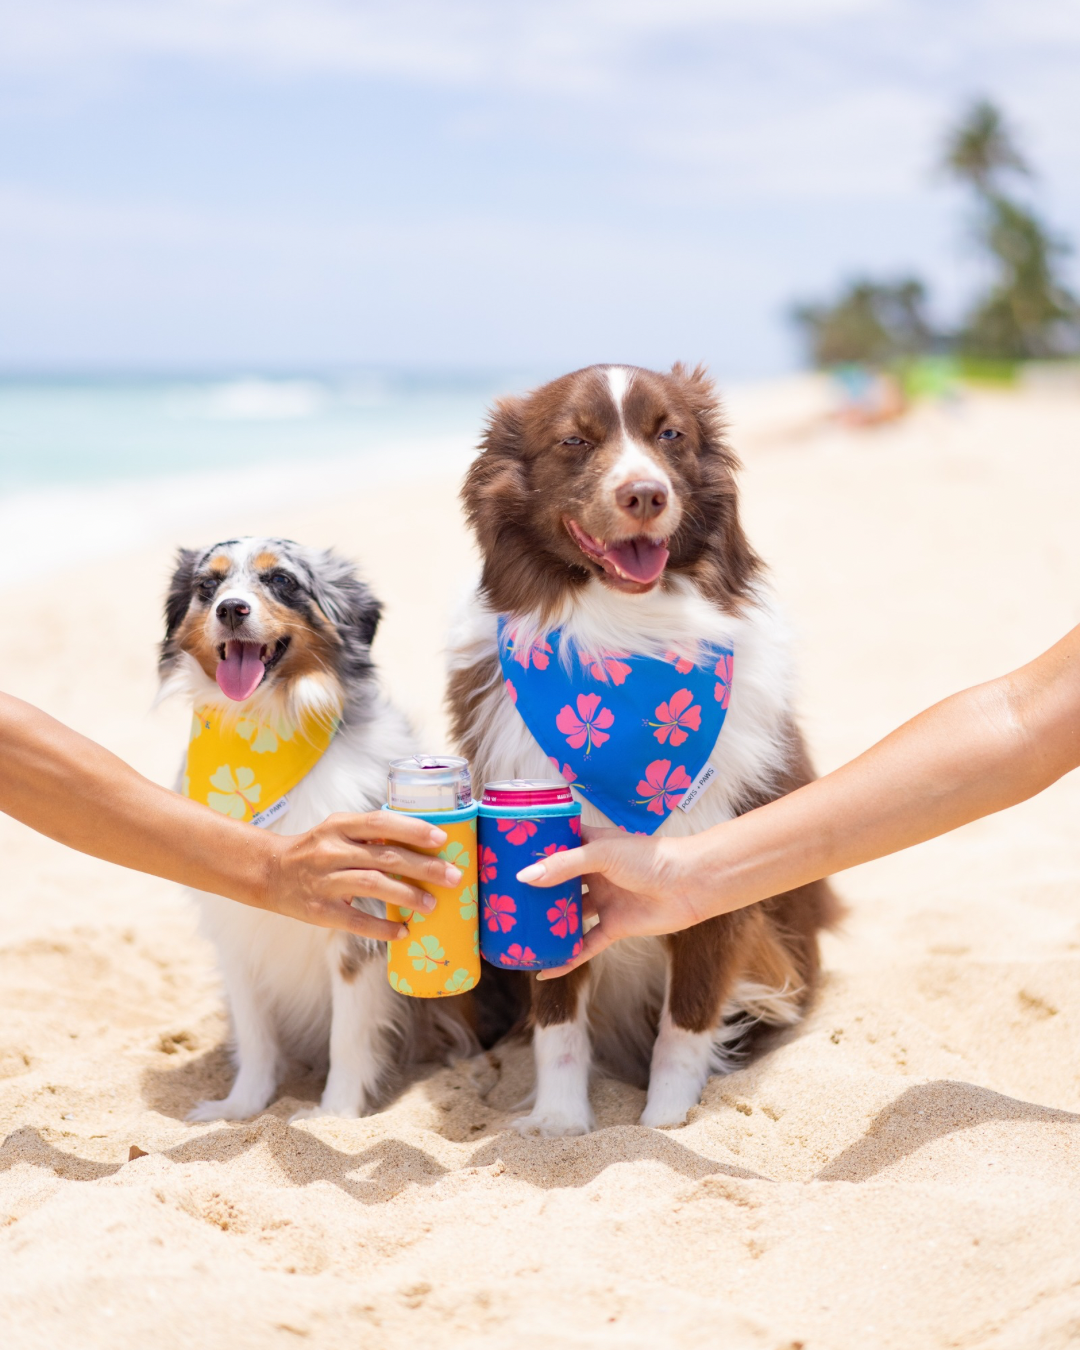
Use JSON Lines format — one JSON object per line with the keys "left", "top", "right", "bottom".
{"left": 183, "top": 704, "right": 339, "bottom": 827}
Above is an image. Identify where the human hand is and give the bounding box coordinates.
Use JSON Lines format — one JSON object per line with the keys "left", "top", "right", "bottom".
{"left": 262, "top": 811, "right": 461, "bottom": 940}
{"left": 514, "top": 825, "right": 712, "bottom": 978}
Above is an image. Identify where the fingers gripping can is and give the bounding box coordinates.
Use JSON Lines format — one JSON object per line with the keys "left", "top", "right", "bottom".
{"left": 478, "top": 780, "right": 583, "bottom": 971}
{"left": 384, "top": 756, "right": 480, "bottom": 998}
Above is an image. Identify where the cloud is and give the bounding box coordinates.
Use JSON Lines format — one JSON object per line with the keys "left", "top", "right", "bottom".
{"left": 1, "top": 0, "right": 1076, "bottom": 370}
{"left": 0, "top": 0, "right": 892, "bottom": 86}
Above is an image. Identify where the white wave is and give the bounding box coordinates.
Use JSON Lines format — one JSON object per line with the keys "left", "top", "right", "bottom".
{"left": 167, "top": 378, "right": 328, "bottom": 422}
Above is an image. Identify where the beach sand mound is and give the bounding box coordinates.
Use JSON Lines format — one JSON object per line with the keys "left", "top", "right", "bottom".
{"left": 3, "top": 380, "right": 1080, "bottom": 1349}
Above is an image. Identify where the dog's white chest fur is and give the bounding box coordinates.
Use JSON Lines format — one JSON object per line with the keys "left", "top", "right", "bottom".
{"left": 177, "top": 679, "right": 423, "bottom": 1123}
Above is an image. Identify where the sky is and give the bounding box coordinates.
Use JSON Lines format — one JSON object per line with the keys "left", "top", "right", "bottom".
{"left": 1, "top": 0, "right": 1079, "bottom": 378}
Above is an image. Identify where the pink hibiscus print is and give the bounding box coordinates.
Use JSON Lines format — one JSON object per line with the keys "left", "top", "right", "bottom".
{"left": 649, "top": 688, "right": 702, "bottom": 747}
{"left": 504, "top": 678, "right": 517, "bottom": 705}
{"left": 579, "top": 649, "right": 633, "bottom": 686}
{"left": 546, "top": 897, "right": 580, "bottom": 939}
{"left": 556, "top": 693, "right": 614, "bottom": 754}
{"left": 479, "top": 846, "right": 498, "bottom": 884}
{"left": 499, "top": 944, "right": 539, "bottom": 968}
{"left": 483, "top": 893, "right": 517, "bottom": 933}
{"left": 636, "top": 759, "right": 692, "bottom": 815}
{"left": 570, "top": 938, "right": 583, "bottom": 959}
{"left": 497, "top": 817, "right": 538, "bottom": 846}
{"left": 714, "top": 653, "right": 733, "bottom": 709}
{"left": 548, "top": 757, "right": 577, "bottom": 783}
{"left": 665, "top": 649, "right": 695, "bottom": 675}
{"left": 540, "top": 842, "right": 568, "bottom": 859}
{"left": 509, "top": 631, "right": 552, "bottom": 671}
{"left": 568, "top": 816, "right": 581, "bottom": 837}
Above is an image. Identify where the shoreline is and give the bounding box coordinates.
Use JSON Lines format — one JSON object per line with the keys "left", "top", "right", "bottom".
{"left": 0, "top": 374, "right": 832, "bottom": 589}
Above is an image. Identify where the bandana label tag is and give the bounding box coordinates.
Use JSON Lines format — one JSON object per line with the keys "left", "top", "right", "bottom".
{"left": 251, "top": 794, "right": 291, "bottom": 829}
{"left": 677, "top": 762, "right": 716, "bottom": 814}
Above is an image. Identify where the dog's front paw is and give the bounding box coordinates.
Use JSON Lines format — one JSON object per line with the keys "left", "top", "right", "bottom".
{"left": 187, "top": 1096, "right": 265, "bottom": 1123}
{"left": 513, "top": 1108, "right": 593, "bottom": 1138}
{"left": 640, "top": 1080, "right": 700, "bottom": 1129}
{"left": 289, "top": 1102, "right": 362, "bottom": 1124}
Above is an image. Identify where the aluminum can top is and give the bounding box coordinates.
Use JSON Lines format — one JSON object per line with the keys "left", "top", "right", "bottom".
{"left": 387, "top": 755, "right": 473, "bottom": 812}
{"left": 482, "top": 779, "right": 574, "bottom": 808}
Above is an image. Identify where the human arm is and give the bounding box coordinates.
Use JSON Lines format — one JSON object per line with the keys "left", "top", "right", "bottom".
{"left": 523, "top": 623, "right": 1080, "bottom": 975}
{"left": 0, "top": 692, "right": 458, "bottom": 939}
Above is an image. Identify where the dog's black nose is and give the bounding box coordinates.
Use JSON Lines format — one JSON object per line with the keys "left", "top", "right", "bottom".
{"left": 216, "top": 597, "right": 251, "bottom": 630}
{"left": 615, "top": 479, "right": 668, "bottom": 523}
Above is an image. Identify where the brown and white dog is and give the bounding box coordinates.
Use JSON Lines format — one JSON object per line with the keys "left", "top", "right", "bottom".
{"left": 159, "top": 536, "right": 475, "bottom": 1121}
{"left": 447, "top": 364, "right": 839, "bottom": 1135}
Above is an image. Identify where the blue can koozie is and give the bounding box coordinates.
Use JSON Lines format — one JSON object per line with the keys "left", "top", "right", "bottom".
{"left": 478, "top": 779, "right": 583, "bottom": 970}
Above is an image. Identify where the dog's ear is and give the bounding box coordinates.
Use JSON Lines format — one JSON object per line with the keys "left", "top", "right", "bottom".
{"left": 164, "top": 548, "right": 198, "bottom": 641}
{"left": 462, "top": 395, "right": 531, "bottom": 538}
{"left": 309, "top": 552, "right": 382, "bottom": 650}
{"left": 667, "top": 364, "right": 760, "bottom": 607}
{"left": 669, "top": 362, "right": 728, "bottom": 450}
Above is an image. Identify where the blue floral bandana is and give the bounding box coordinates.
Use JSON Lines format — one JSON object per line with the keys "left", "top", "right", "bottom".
{"left": 496, "top": 617, "right": 734, "bottom": 835}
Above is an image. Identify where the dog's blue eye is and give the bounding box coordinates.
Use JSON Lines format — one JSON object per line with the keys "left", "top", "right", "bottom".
{"left": 270, "top": 572, "right": 297, "bottom": 592}
{"left": 561, "top": 437, "right": 588, "bottom": 448}
{"left": 658, "top": 428, "right": 680, "bottom": 441}
{"left": 198, "top": 578, "right": 221, "bottom": 601}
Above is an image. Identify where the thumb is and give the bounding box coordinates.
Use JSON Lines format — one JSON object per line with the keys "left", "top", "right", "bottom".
{"left": 515, "top": 841, "right": 602, "bottom": 889}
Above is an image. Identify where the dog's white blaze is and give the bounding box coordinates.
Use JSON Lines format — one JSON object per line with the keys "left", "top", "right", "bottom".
{"left": 515, "top": 1001, "right": 595, "bottom": 1138}
{"left": 605, "top": 364, "right": 631, "bottom": 421}
{"left": 602, "top": 366, "right": 673, "bottom": 516}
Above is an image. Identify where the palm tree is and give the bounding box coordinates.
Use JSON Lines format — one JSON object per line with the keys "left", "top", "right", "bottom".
{"left": 943, "top": 98, "right": 1028, "bottom": 195}
{"left": 963, "top": 199, "right": 1078, "bottom": 359}
{"left": 792, "top": 277, "right": 933, "bottom": 367}
{"left": 943, "top": 99, "right": 1079, "bottom": 359}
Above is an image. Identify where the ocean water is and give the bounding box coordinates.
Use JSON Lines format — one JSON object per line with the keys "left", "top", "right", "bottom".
{"left": 0, "top": 370, "right": 537, "bottom": 495}
{"left": 0, "top": 369, "right": 547, "bottom": 586}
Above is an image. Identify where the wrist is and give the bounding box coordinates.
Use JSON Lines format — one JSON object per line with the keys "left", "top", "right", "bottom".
{"left": 227, "top": 826, "right": 283, "bottom": 913}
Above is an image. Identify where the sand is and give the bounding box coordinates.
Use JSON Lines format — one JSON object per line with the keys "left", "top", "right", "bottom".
{"left": 3, "top": 377, "right": 1080, "bottom": 1349}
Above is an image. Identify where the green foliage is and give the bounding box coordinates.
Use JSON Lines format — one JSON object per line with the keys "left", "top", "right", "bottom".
{"left": 961, "top": 196, "right": 1078, "bottom": 359}
{"left": 790, "top": 99, "right": 1079, "bottom": 373}
{"left": 792, "top": 278, "right": 933, "bottom": 368}
{"left": 943, "top": 99, "right": 1029, "bottom": 194}
{"left": 943, "top": 99, "right": 1079, "bottom": 360}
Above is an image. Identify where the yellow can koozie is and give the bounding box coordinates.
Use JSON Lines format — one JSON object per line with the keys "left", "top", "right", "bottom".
{"left": 385, "top": 806, "right": 480, "bottom": 998}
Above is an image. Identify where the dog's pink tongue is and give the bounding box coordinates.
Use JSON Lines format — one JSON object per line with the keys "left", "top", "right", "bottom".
{"left": 216, "top": 641, "right": 266, "bottom": 701}
{"left": 603, "top": 537, "right": 670, "bottom": 585}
